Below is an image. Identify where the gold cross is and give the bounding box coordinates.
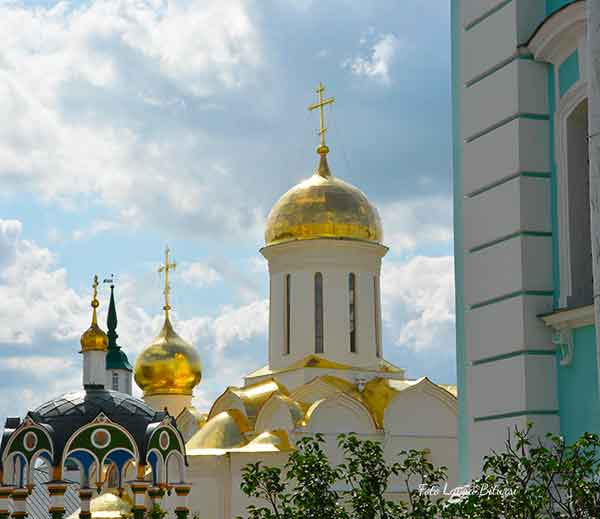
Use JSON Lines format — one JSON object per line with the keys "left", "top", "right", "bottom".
{"left": 158, "top": 246, "right": 177, "bottom": 319}
{"left": 308, "top": 81, "right": 334, "bottom": 154}
{"left": 92, "top": 275, "right": 99, "bottom": 301}
{"left": 90, "top": 274, "right": 100, "bottom": 323}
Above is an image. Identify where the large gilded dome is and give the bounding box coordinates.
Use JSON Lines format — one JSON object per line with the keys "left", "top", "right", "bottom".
{"left": 265, "top": 154, "right": 383, "bottom": 246}
{"left": 134, "top": 317, "right": 202, "bottom": 397}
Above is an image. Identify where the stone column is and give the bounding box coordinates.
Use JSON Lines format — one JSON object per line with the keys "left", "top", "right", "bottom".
{"left": 0, "top": 487, "right": 14, "bottom": 519}
{"left": 47, "top": 482, "right": 68, "bottom": 519}
{"left": 10, "top": 488, "right": 28, "bottom": 519}
{"left": 173, "top": 484, "right": 191, "bottom": 519}
{"left": 130, "top": 480, "right": 149, "bottom": 519}
{"left": 147, "top": 486, "right": 165, "bottom": 510}
{"left": 78, "top": 488, "right": 93, "bottom": 519}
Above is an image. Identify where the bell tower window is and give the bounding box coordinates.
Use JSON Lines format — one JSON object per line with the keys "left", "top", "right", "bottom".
{"left": 374, "top": 275, "right": 381, "bottom": 358}
{"left": 349, "top": 273, "right": 357, "bottom": 353}
{"left": 112, "top": 371, "right": 119, "bottom": 392}
{"left": 315, "top": 272, "right": 324, "bottom": 354}
{"left": 284, "top": 274, "right": 291, "bottom": 355}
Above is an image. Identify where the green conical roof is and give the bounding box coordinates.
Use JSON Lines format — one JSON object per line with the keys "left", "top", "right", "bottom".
{"left": 106, "top": 285, "right": 133, "bottom": 371}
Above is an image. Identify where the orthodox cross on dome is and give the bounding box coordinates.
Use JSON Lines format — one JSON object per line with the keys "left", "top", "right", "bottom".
{"left": 158, "top": 246, "right": 176, "bottom": 320}
{"left": 91, "top": 274, "right": 100, "bottom": 315}
{"left": 308, "top": 81, "right": 334, "bottom": 155}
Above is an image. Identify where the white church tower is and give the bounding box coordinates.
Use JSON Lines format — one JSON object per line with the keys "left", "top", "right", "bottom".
{"left": 262, "top": 85, "right": 387, "bottom": 371}
{"left": 80, "top": 275, "right": 108, "bottom": 389}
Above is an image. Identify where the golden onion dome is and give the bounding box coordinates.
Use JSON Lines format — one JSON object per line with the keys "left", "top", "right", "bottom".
{"left": 265, "top": 154, "right": 383, "bottom": 246}
{"left": 80, "top": 276, "right": 108, "bottom": 352}
{"left": 66, "top": 492, "right": 132, "bottom": 519}
{"left": 134, "top": 317, "right": 202, "bottom": 397}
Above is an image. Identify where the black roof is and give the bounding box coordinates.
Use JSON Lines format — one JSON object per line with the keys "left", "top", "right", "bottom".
{"left": 27, "top": 389, "right": 166, "bottom": 464}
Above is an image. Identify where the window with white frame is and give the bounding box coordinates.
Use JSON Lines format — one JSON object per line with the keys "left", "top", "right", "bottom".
{"left": 559, "top": 97, "right": 592, "bottom": 308}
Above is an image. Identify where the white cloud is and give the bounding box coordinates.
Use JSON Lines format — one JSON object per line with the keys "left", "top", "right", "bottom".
{"left": 180, "top": 262, "right": 222, "bottom": 287}
{"left": 180, "top": 299, "right": 268, "bottom": 352}
{"left": 379, "top": 196, "right": 453, "bottom": 254}
{"left": 0, "top": 219, "right": 89, "bottom": 344}
{"left": 0, "top": 0, "right": 265, "bottom": 241}
{"left": 72, "top": 219, "right": 119, "bottom": 240}
{"left": 382, "top": 255, "right": 454, "bottom": 352}
{"left": 344, "top": 33, "right": 401, "bottom": 84}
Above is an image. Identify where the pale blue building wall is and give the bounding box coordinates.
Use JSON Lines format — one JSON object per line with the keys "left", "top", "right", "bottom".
{"left": 557, "top": 326, "right": 600, "bottom": 442}
{"left": 546, "top": 16, "right": 600, "bottom": 441}
{"left": 546, "top": 0, "right": 578, "bottom": 16}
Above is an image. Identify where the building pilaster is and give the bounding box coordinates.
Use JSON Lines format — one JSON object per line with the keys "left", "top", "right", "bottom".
{"left": 78, "top": 488, "right": 93, "bottom": 519}
{"left": 47, "top": 482, "right": 68, "bottom": 519}
{"left": 130, "top": 480, "right": 149, "bottom": 519}
{"left": 10, "top": 488, "right": 28, "bottom": 519}
{"left": 173, "top": 484, "right": 192, "bottom": 519}
{"left": 0, "top": 487, "right": 14, "bottom": 519}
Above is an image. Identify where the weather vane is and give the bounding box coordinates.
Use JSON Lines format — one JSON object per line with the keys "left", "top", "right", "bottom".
{"left": 308, "top": 81, "right": 334, "bottom": 155}
{"left": 158, "top": 246, "right": 176, "bottom": 319}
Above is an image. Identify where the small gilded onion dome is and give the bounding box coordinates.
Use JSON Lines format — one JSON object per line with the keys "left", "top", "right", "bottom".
{"left": 134, "top": 317, "right": 202, "bottom": 397}
{"left": 264, "top": 154, "right": 383, "bottom": 246}
{"left": 66, "top": 492, "right": 132, "bottom": 519}
{"left": 80, "top": 292, "right": 108, "bottom": 353}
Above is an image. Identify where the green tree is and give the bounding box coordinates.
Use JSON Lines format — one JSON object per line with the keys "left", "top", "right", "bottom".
{"left": 239, "top": 433, "right": 445, "bottom": 519}
{"left": 239, "top": 427, "right": 600, "bottom": 519}
{"left": 445, "top": 425, "right": 600, "bottom": 519}
{"left": 239, "top": 434, "right": 347, "bottom": 519}
{"left": 338, "top": 434, "right": 446, "bottom": 519}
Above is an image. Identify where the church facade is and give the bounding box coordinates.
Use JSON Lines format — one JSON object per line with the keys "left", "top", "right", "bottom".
{"left": 1, "top": 86, "right": 458, "bottom": 519}
{"left": 452, "top": 0, "right": 600, "bottom": 481}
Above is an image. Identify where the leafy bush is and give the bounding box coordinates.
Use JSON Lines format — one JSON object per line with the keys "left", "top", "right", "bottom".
{"left": 239, "top": 426, "right": 600, "bottom": 519}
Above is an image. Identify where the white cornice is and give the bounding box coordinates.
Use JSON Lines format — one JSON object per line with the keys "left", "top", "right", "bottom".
{"left": 541, "top": 304, "right": 594, "bottom": 330}
{"left": 528, "top": 1, "right": 586, "bottom": 64}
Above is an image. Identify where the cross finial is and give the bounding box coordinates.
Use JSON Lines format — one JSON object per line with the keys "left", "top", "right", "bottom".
{"left": 308, "top": 81, "right": 334, "bottom": 155}
{"left": 92, "top": 275, "right": 99, "bottom": 307}
{"left": 158, "top": 246, "right": 177, "bottom": 320}
{"left": 90, "top": 274, "right": 100, "bottom": 324}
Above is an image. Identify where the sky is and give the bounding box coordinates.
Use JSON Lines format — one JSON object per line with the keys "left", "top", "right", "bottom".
{"left": 0, "top": 0, "right": 454, "bottom": 423}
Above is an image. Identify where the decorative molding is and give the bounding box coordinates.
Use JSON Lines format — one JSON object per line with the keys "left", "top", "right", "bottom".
{"left": 463, "top": 0, "right": 512, "bottom": 31}
{"left": 552, "top": 328, "right": 573, "bottom": 366}
{"left": 91, "top": 413, "right": 111, "bottom": 425}
{"left": 541, "top": 304, "right": 595, "bottom": 366}
{"left": 541, "top": 303, "right": 594, "bottom": 329}
{"left": 528, "top": 2, "right": 586, "bottom": 65}
{"left": 473, "top": 409, "right": 559, "bottom": 422}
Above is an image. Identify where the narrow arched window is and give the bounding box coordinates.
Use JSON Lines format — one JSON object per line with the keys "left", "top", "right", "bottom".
{"left": 315, "top": 272, "right": 324, "bottom": 353}
{"left": 374, "top": 276, "right": 381, "bottom": 358}
{"left": 112, "top": 371, "right": 119, "bottom": 391}
{"left": 284, "top": 274, "right": 291, "bottom": 355}
{"left": 349, "top": 273, "right": 357, "bottom": 353}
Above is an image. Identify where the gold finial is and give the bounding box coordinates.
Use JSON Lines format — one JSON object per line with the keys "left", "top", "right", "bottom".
{"left": 80, "top": 274, "right": 108, "bottom": 352}
{"left": 158, "top": 246, "right": 177, "bottom": 320}
{"left": 91, "top": 274, "right": 99, "bottom": 316}
{"left": 308, "top": 81, "right": 334, "bottom": 155}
